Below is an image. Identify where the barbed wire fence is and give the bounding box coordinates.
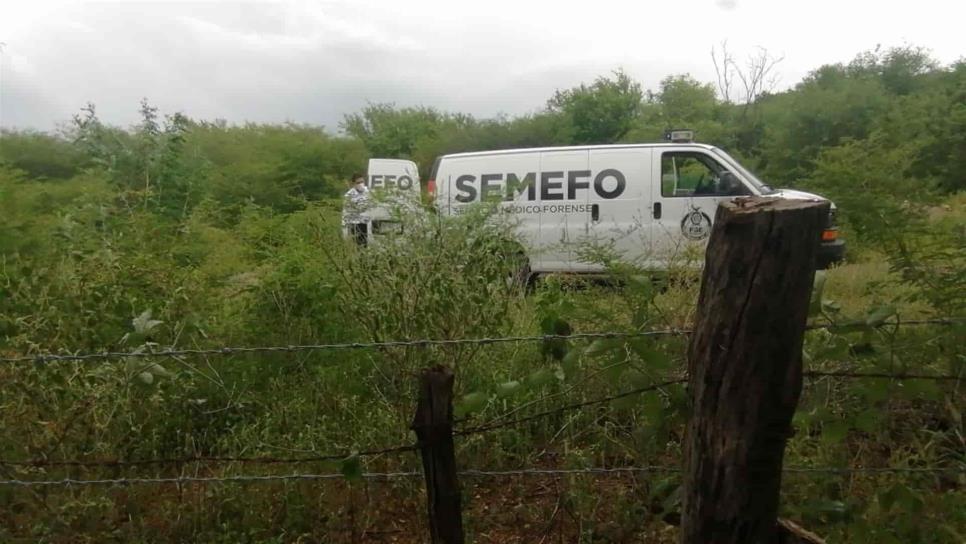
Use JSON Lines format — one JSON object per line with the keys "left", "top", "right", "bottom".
{"left": 2, "top": 320, "right": 960, "bottom": 460}
{"left": 4, "top": 465, "right": 964, "bottom": 488}
{"left": 1, "top": 316, "right": 963, "bottom": 544}
{"left": 0, "top": 317, "right": 966, "bottom": 466}
{"left": 1, "top": 317, "right": 961, "bottom": 365}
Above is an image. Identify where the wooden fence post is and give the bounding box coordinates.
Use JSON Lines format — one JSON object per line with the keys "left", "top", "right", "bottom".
{"left": 681, "top": 197, "right": 829, "bottom": 544}
{"left": 412, "top": 365, "right": 464, "bottom": 544}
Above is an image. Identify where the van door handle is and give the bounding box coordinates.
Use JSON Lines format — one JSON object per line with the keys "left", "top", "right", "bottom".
{"left": 591, "top": 204, "right": 600, "bottom": 222}
{"left": 653, "top": 202, "right": 662, "bottom": 219}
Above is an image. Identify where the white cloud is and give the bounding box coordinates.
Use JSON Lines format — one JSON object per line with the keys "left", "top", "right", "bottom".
{"left": 176, "top": 3, "right": 423, "bottom": 55}
{"left": 0, "top": 0, "right": 963, "bottom": 131}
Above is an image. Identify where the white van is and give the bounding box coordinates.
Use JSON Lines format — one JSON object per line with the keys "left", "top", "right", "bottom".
{"left": 343, "top": 158, "right": 421, "bottom": 244}
{"left": 425, "top": 134, "right": 845, "bottom": 273}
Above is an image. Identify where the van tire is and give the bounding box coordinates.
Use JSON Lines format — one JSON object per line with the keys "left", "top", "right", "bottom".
{"left": 486, "top": 239, "right": 531, "bottom": 292}
{"left": 471, "top": 236, "right": 532, "bottom": 293}
{"left": 506, "top": 251, "right": 533, "bottom": 292}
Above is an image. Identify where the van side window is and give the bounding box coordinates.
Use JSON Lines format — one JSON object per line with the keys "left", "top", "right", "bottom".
{"left": 661, "top": 152, "right": 747, "bottom": 197}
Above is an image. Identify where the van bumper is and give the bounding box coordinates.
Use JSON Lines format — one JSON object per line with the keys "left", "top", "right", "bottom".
{"left": 816, "top": 240, "right": 846, "bottom": 269}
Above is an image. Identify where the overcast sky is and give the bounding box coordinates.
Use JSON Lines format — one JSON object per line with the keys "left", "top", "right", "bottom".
{"left": 1, "top": 0, "right": 963, "bottom": 133}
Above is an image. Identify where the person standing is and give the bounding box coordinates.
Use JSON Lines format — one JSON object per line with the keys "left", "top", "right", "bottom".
{"left": 342, "top": 173, "right": 371, "bottom": 246}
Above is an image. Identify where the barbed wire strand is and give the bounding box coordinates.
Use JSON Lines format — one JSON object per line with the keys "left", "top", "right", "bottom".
{"left": 2, "top": 465, "right": 963, "bottom": 487}
{"left": 0, "top": 443, "right": 417, "bottom": 469}
{"left": 4, "top": 317, "right": 962, "bottom": 365}
{"left": 456, "top": 367, "right": 963, "bottom": 438}
{"left": 0, "top": 330, "right": 688, "bottom": 364}
{"left": 0, "top": 472, "right": 418, "bottom": 487}
{"left": 0, "top": 382, "right": 686, "bottom": 469}
{"left": 803, "top": 370, "right": 963, "bottom": 381}
{"left": 456, "top": 378, "right": 688, "bottom": 437}
{"left": 5, "top": 368, "right": 960, "bottom": 470}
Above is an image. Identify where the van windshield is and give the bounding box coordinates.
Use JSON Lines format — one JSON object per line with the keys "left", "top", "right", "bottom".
{"left": 709, "top": 147, "right": 775, "bottom": 194}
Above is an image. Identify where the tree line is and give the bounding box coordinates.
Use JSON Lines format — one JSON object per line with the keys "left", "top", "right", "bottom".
{"left": 3, "top": 45, "right": 963, "bottom": 208}
{"left": 1, "top": 44, "right": 963, "bottom": 315}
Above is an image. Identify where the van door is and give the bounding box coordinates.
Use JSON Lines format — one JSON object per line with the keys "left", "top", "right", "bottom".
{"left": 587, "top": 148, "right": 653, "bottom": 270}
{"left": 536, "top": 149, "right": 592, "bottom": 272}
{"left": 364, "top": 158, "right": 420, "bottom": 239}
{"left": 649, "top": 148, "right": 750, "bottom": 266}
{"left": 367, "top": 158, "right": 419, "bottom": 194}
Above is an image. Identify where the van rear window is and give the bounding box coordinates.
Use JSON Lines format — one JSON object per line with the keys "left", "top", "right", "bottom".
{"left": 372, "top": 220, "right": 403, "bottom": 235}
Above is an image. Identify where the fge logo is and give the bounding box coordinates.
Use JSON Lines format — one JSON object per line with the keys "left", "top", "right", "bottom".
{"left": 681, "top": 206, "right": 712, "bottom": 240}
{"left": 369, "top": 174, "right": 415, "bottom": 190}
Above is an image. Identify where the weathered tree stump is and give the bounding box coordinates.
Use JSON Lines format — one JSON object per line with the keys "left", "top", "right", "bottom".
{"left": 681, "top": 197, "right": 829, "bottom": 544}
{"left": 412, "top": 366, "right": 464, "bottom": 544}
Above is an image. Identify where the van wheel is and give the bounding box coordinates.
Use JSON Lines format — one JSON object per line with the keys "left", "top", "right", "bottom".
{"left": 478, "top": 238, "right": 531, "bottom": 293}
{"left": 505, "top": 251, "right": 532, "bottom": 291}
